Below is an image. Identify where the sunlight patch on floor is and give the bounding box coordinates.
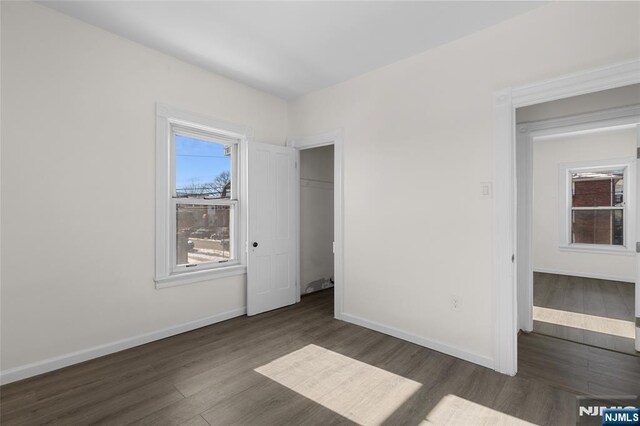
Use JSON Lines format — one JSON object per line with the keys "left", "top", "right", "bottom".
{"left": 533, "top": 306, "right": 635, "bottom": 339}
{"left": 421, "top": 394, "right": 536, "bottom": 425}
{"left": 254, "top": 344, "right": 422, "bottom": 425}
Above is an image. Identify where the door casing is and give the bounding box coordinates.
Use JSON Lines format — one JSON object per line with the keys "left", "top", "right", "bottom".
{"left": 493, "top": 58, "right": 640, "bottom": 376}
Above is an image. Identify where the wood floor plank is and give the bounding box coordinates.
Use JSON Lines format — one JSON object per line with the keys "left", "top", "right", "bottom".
{"left": 155, "top": 306, "right": 338, "bottom": 391}
{"left": 178, "top": 415, "right": 210, "bottom": 426}
{"left": 131, "top": 370, "right": 267, "bottom": 426}
{"left": 519, "top": 332, "right": 640, "bottom": 397}
{"left": 1, "top": 364, "right": 166, "bottom": 425}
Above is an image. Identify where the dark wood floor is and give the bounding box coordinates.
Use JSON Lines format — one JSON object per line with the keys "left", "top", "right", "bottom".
{"left": 519, "top": 332, "right": 640, "bottom": 397}
{"left": 533, "top": 272, "right": 637, "bottom": 355}
{"left": 1, "top": 289, "right": 638, "bottom": 425}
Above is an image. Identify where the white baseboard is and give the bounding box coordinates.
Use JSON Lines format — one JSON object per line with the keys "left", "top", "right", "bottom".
{"left": 0, "top": 307, "right": 246, "bottom": 385}
{"left": 339, "top": 313, "right": 494, "bottom": 370}
{"left": 533, "top": 267, "right": 634, "bottom": 283}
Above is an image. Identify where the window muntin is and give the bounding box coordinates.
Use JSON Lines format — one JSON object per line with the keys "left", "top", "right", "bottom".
{"left": 170, "top": 127, "right": 240, "bottom": 273}
{"left": 570, "top": 168, "right": 626, "bottom": 246}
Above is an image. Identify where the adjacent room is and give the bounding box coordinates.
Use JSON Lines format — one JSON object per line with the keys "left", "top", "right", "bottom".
{"left": 1, "top": 1, "right": 639, "bottom": 425}
{"left": 516, "top": 87, "right": 640, "bottom": 355}
{"left": 514, "top": 86, "right": 640, "bottom": 399}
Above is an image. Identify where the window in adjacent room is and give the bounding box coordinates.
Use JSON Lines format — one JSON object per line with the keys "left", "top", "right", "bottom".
{"left": 559, "top": 158, "right": 635, "bottom": 253}
{"left": 570, "top": 168, "right": 625, "bottom": 245}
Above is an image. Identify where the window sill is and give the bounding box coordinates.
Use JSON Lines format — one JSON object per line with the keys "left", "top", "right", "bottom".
{"left": 558, "top": 245, "right": 635, "bottom": 256}
{"left": 155, "top": 264, "right": 246, "bottom": 289}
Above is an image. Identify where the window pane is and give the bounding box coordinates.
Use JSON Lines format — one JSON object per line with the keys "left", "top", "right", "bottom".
{"left": 175, "top": 134, "right": 232, "bottom": 199}
{"left": 571, "top": 169, "right": 624, "bottom": 207}
{"left": 176, "top": 204, "right": 233, "bottom": 266}
{"left": 572, "top": 209, "right": 623, "bottom": 245}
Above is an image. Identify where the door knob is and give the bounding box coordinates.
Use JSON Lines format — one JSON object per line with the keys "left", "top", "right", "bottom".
{"left": 252, "top": 242, "right": 258, "bottom": 248}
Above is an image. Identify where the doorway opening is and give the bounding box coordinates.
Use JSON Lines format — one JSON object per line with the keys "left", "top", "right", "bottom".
{"left": 291, "top": 130, "right": 344, "bottom": 319}
{"left": 493, "top": 60, "right": 640, "bottom": 377}
{"left": 512, "top": 85, "right": 640, "bottom": 396}
{"left": 516, "top": 86, "right": 640, "bottom": 357}
{"left": 299, "top": 145, "right": 335, "bottom": 302}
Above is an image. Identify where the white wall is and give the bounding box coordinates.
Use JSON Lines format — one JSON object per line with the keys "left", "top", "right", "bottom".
{"left": 0, "top": 2, "right": 287, "bottom": 375}
{"left": 533, "top": 128, "right": 637, "bottom": 282}
{"left": 300, "top": 145, "right": 334, "bottom": 294}
{"left": 288, "top": 2, "right": 640, "bottom": 363}
{"left": 516, "top": 84, "right": 640, "bottom": 123}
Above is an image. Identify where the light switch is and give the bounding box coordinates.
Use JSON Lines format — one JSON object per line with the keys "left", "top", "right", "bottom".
{"left": 480, "top": 182, "right": 492, "bottom": 199}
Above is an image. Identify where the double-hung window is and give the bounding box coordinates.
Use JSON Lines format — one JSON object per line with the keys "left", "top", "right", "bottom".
{"left": 156, "top": 105, "right": 247, "bottom": 288}
{"left": 570, "top": 168, "right": 624, "bottom": 245}
{"left": 172, "top": 126, "right": 239, "bottom": 270}
{"left": 560, "top": 158, "right": 635, "bottom": 253}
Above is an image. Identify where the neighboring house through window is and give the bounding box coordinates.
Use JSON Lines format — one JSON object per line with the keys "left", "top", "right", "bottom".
{"left": 571, "top": 168, "right": 624, "bottom": 245}
{"left": 560, "top": 158, "right": 635, "bottom": 253}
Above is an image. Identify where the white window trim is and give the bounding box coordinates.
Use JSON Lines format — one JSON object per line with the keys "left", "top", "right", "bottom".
{"left": 558, "top": 157, "right": 636, "bottom": 255}
{"left": 155, "top": 104, "right": 250, "bottom": 289}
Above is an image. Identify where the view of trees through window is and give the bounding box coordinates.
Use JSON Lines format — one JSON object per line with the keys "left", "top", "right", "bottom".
{"left": 174, "top": 134, "right": 234, "bottom": 266}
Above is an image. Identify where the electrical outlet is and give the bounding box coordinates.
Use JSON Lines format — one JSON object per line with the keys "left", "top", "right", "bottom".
{"left": 451, "top": 295, "right": 461, "bottom": 312}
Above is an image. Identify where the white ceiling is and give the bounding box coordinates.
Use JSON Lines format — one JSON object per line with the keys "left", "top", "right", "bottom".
{"left": 40, "top": 1, "right": 543, "bottom": 99}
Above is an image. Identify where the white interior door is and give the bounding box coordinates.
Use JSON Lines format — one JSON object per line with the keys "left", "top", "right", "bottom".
{"left": 247, "top": 141, "right": 297, "bottom": 316}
